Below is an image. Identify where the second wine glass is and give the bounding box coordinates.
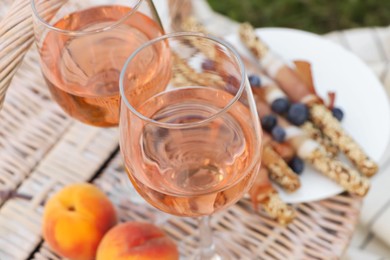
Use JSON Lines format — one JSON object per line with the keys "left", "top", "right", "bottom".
{"left": 31, "top": 0, "right": 163, "bottom": 127}
{"left": 119, "top": 32, "right": 263, "bottom": 259}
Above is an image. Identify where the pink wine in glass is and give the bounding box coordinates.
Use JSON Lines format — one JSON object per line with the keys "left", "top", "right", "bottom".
{"left": 120, "top": 87, "right": 261, "bottom": 217}
{"left": 39, "top": 6, "right": 165, "bottom": 126}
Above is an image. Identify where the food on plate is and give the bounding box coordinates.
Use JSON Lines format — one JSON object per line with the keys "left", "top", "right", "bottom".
{"left": 261, "top": 114, "right": 277, "bottom": 132}
{"left": 288, "top": 156, "right": 305, "bottom": 175}
{"left": 269, "top": 140, "right": 295, "bottom": 162}
{"left": 42, "top": 183, "right": 117, "bottom": 260}
{"left": 96, "top": 222, "right": 179, "bottom": 260}
{"left": 271, "top": 97, "right": 290, "bottom": 114}
{"left": 249, "top": 167, "right": 296, "bottom": 225}
{"left": 271, "top": 125, "right": 287, "bottom": 143}
{"left": 176, "top": 16, "right": 371, "bottom": 208}
{"left": 301, "top": 121, "right": 339, "bottom": 157}
{"left": 287, "top": 103, "right": 309, "bottom": 126}
{"left": 255, "top": 98, "right": 370, "bottom": 196}
{"left": 239, "top": 22, "right": 378, "bottom": 177}
{"left": 247, "top": 69, "right": 339, "bottom": 158}
{"left": 172, "top": 53, "right": 224, "bottom": 88}
{"left": 248, "top": 74, "right": 262, "bottom": 87}
{"left": 261, "top": 140, "right": 301, "bottom": 193}
{"left": 332, "top": 107, "right": 344, "bottom": 121}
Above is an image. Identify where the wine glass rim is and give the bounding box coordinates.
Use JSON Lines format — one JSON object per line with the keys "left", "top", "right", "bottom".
{"left": 30, "top": 0, "right": 144, "bottom": 36}
{"left": 119, "top": 31, "right": 247, "bottom": 129}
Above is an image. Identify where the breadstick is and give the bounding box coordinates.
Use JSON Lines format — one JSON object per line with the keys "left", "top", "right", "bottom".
{"left": 294, "top": 61, "right": 378, "bottom": 177}
{"left": 301, "top": 121, "right": 339, "bottom": 157}
{"left": 179, "top": 17, "right": 218, "bottom": 60}
{"left": 309, "top": 104, "right": 378, "bottom": 177}
{"left": 239, "top": 22, "right": 378, "bottom": 177}
{"left": 239, "top": 23, "right": 316, "bottom": 103}
{"left": 249, "top": 167, "right": 296, "bottom": 225}
{"left": 172, "top": 53, "right": 225, "bottom": 87}
{"left": 263, "top": 135, "right": 300, "bottom": 192}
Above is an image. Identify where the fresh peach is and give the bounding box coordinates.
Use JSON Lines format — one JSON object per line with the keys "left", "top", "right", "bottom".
{"left": 42, "top": 183, "right": 117, "bottom": 260}
{"left": 96, "top": 222, "right": 179, "bottom": 260}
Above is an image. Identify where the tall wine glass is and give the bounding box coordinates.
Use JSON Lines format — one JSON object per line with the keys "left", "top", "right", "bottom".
{"left": 31, "top": 0, "right": 164, "bottom": 127}
{"left": 119, "top": 32, "right": 263, "bottom": 259}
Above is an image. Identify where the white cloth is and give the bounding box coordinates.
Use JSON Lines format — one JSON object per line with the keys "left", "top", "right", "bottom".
{"left": 154, "top": 1, "right": 390, "bottom": 258}
{"left": 325, "top": 27, "right": 390, "bottom": 260}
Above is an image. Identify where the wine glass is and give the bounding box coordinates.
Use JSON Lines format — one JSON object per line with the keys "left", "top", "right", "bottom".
{"left": 119, "top": 32, "right": 263, "bottom": 259}
{"left": 31, "top": 0, "right": 164, "bottom": 127}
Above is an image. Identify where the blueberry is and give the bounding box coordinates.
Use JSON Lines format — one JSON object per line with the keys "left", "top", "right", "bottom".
{"left": 225, "top": 76, "right": 239, "bottom": 95}
{"left": 289, "top": 156, "right": 305, "bottom": 175}
{"left": 201, "top": 59, "right": 215, "bottom": 71}
{"left": 261, "top": 114, "right": 277, "bottom": 132}
{"left": 248, "top": 74, "right": 261, "bottom": 88}
{"left": 332, "top": 107, "right": 344, "bottom": 121}
{"left": 287, "top": 103, "right": 309, "bottom": 126}
{"left": 271, "top": 98, "right": 290, "bottom": 114}
{"left": 271, "top": 126, "right": 286, "bottom": 143}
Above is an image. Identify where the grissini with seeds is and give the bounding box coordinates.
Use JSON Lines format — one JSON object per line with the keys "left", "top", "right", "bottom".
{"left": 301, "top": 121, "right": 339, "bottom": 157}
{"left": 262, "top": 133, "right": 300, "bottom": 192}
{"left": 249, "top": 167, "right": 296, "bottom": 225}
{"left": 172, "top": 53, "right": 225, "bottom": 88}
{"left": 239, "top": 23, "right": 378, "bottom": 177}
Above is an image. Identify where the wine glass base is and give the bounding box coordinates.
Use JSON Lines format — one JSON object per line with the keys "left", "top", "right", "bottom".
{"left": 193, "top": 254, "right": 222, "bottom": 260}
{"left": 192, "top": 250, "right": 226, "bottom": 260}
{"left": 179, "top": 230, "right": 236, "bottom": 260}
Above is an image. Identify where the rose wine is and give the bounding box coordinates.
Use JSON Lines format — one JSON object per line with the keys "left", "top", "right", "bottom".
{"left": 39, "top": 6, "right": 166, "bottom": 126}
{"left": 120, "top": 87, "right": 261, "bottom": 217}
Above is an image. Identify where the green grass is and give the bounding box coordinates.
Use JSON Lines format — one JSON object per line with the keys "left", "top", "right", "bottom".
{"left": 207, "top": 0, "right": 390, "bottom": 34}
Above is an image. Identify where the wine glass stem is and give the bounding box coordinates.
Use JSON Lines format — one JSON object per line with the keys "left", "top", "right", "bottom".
{"left": 198, "top": 216, "right": 217, "bottom": 259}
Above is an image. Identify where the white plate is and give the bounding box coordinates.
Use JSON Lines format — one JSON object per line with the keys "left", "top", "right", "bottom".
{"left": 226, "top": 28, "right": 390, "bottom": 203}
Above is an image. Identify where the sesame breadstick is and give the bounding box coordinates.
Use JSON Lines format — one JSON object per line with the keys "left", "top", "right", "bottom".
{"left": 172, "top": 53, "right": 225, "bottom": 87}
{"left": 293, "top": 60, "right": 378, "bottom": 176}
{"left": 249, "top": 167, "right": 296, "bottom": 225}
{"left": 262, "top": 135, "right": 300, "bottom": 192}
{"left": 301, "top": 121, "right": 339, "bottom": 157}
{"left": 309, "top": 104, "right": 378, "bottom": 177}
{"left": 180, "top": 17, "right": 217, "bottom": 60}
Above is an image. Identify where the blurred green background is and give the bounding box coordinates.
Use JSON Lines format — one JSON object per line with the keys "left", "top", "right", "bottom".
{"left": 207, "top": 0, "right": 390, "bottom": 34}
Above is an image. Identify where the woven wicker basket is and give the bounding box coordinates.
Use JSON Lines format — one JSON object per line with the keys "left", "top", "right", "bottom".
{"left": 0, "top": 0, "right": 361, "bottom": 259}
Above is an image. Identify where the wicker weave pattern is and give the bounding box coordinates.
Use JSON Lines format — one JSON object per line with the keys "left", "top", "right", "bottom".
{"left": 0, "top": 123, "right": 118, "bottom": 260}
{"left": 0, "top": 46, "right": 74, "bottom": 202}
{"left": 0, "top": 0, "right": 37, "bottom": 109}
{"left": 0, "top": 1, "right": 361, "bottom": 259}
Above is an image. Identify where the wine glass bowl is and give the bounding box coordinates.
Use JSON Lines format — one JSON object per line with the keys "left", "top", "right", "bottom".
{"left": 31, "top": 0, "right": 164, "bottom": 127}
{"left": 119, "top": 32, "right": 262, "bottom": 218}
